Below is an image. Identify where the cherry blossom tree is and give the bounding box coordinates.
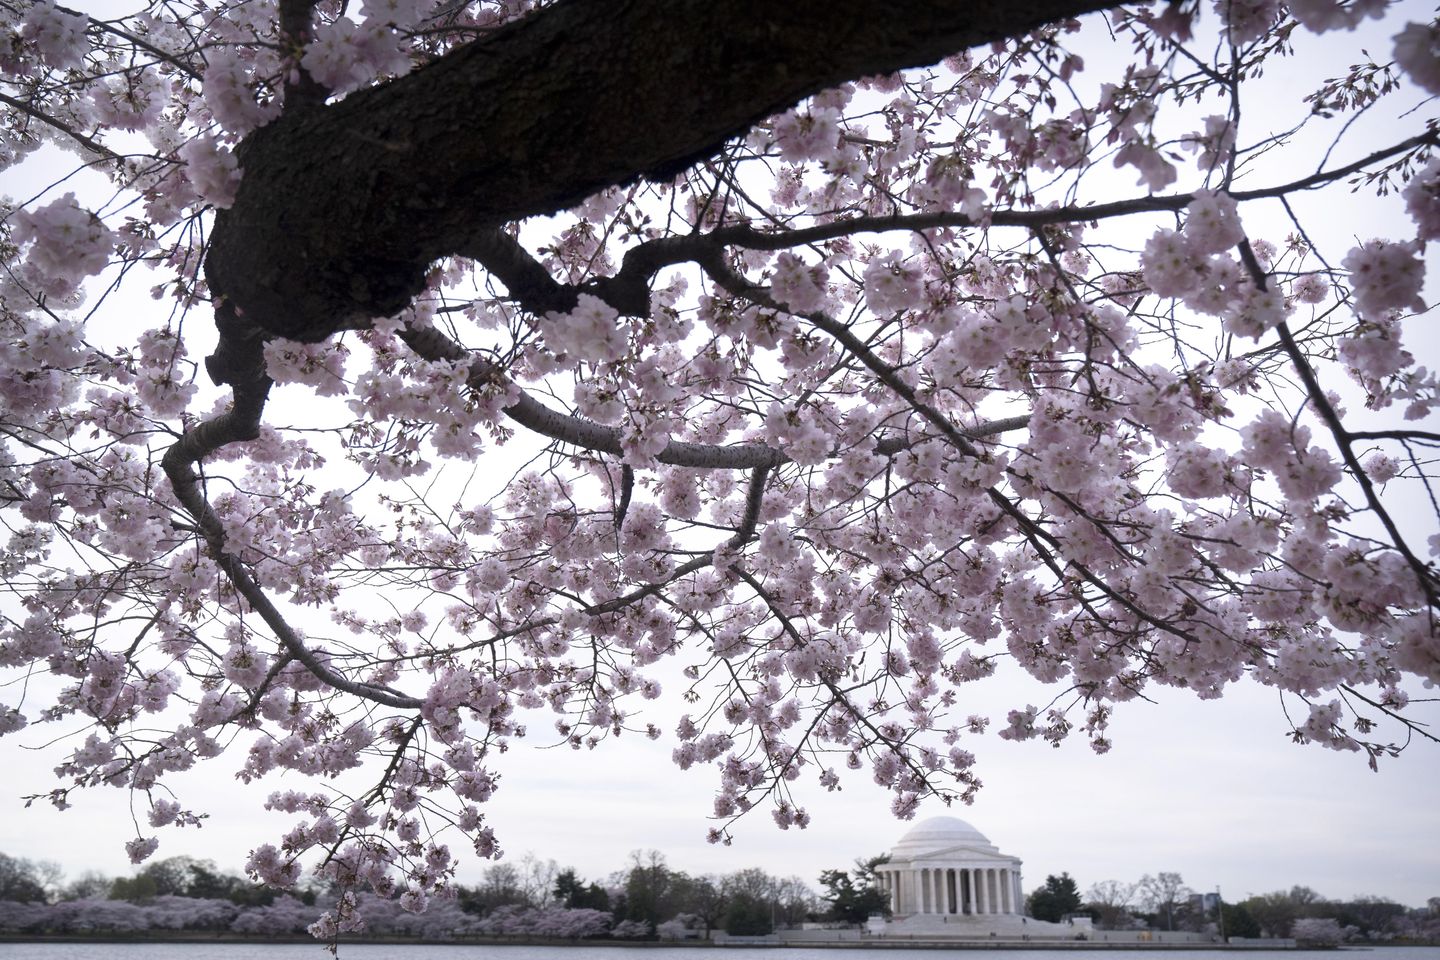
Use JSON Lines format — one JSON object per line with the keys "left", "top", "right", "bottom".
{"left": 0, "top": 899, "right": 49, "bottom": 933}
{"left": 145, "top": 894, "right": 243, "bottom": 930}
{"left": 38, "top": 898, "right": 150, "bottom": 935}
{"left": 2, "top": 0, "right": 1438, "bottom": 939}
{"left": 609, "top": 918, "right": 653, "bottom": 940}
{"left": 227, "top": 894, "right": 324, "bottom": 936}
{"left": 1291, "top": 916, "right": 1357, "bottom": 945}
{"left": 473, "top": 902, "right": 612, "bottom": 938}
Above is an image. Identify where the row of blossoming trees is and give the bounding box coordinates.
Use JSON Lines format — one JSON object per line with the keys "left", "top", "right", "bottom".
{"left": 0, "top": 850, "right": 816, "bottom": 938}
{"left": 1, "top": 0, "right": 1438, "bottom": 937}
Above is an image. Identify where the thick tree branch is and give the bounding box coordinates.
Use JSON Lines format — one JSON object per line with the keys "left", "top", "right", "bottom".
{"left": 395, "top": 130, "right": 1440, "bottom": 362}
{"left": 396, "top": 323, "right": 1026, "bottom": 470}
{"left": 1273, "top": 321, "right": 1439, "bottom": 608}
{"left": 205, "top": 0, "right": 1116, "bottom": 344}
{"left": 1234, "top": 239, "right": 1438, "bottom": 608}
{"left": 163, "top": 306, "right": 422, "bottom": 710}
{"left": 278, "top": 0, "right": 329, "bottom": 108}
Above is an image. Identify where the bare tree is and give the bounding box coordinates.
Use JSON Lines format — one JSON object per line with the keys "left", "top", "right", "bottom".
{"left": 1139, "top": 873, "right": 1192, "bottom": 932}
{"left": 1086, "top": 879, "right": 1139, "bottom": 930}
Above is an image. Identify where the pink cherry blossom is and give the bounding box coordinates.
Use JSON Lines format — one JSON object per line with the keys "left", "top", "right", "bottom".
{"left": 539, "top": 294, "right": 628, "bottom": 363}
{"left": 202, "top": 48, "right": 283, "bottom": 135}
{"left": 1142, "top": 229, "right": 1200, "bottom": 298}
{"left": 863, "top": 251, "right": 927, "bottom": 314}
{"left": 21, "top": 1, "right": 88, "bottom": 69}
{"left": 1215, "top": 0, "right": 1283, "bottom": 44}
{"left": 1343, "top": 240, "right": 1426, "bottom": 319}
{"left": 125, "top": 837, "right": 160, "bottom": 864}
{"left": 1393, "top": 21, "right": 1440, "bottom": 95}
{"left": 1293, "top": 273, "right": 1331, "bottom": 304}
{"left": 772, "top": 106, "right": 844, "bottom": 163}
{"left": 1183, "top": 190, "right": 1245, "bottom": 256}
{"left": 771, "top": 253, "right": 831, "bottom": 314}
{"left": 303, "top": 17, "right": 412, "bottom": 95}
{"left": 12, "top": 193, "right": 116, "bottom": 299}
{"left": 1403, "top": 157, "right": 1440, "bottom": 243}
{"left": 178, "top": 136, "right": 241, "bottom": 208}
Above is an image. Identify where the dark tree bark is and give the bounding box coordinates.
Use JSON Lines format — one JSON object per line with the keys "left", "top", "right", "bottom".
{"left": 205, "top": 0, "right": 1115, "bottom": 347}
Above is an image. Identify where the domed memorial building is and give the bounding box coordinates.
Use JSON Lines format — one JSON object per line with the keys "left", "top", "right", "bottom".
{"left": 875, "top": 816, "right": 1026, "bottom": 922}
{"left": 767, "top": 815, "right": 1215, "bottom": 944}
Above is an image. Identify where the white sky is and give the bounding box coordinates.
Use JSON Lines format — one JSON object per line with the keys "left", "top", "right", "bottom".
{"left": 1, "top": 0, "right": 1438, "bottom": 915}
{"left": 2, "top": 654, "right": 1436, "bottom": 905}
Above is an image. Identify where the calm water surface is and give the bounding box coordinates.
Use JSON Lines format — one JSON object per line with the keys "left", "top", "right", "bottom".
{"left": 1, "top": 945, "right": 1438, "bottom": 960}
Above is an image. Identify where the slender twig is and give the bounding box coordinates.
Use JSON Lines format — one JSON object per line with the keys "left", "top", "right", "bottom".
{"left": 0, "top": 92, "right": 127, "bottom": 166}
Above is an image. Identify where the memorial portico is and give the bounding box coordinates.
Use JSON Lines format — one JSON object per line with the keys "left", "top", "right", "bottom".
{"left": 873, "top": 817, "right": 1025, "bottom": 920}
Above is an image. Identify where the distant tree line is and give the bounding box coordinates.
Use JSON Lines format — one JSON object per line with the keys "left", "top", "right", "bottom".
{"left": 1024, "top": 868, "right": 1438, "bottom": 944}
{"left": 0, "top": 849, "right": 895, "bottom": 940}
{"left": 16, "top": 850, "right": 1425, "bottom": 945}
{"left": 458, "top": 849, "right": 822, "bottom": 938}
{"left": 0, "top": 853, "right": 295, "bottom": 909}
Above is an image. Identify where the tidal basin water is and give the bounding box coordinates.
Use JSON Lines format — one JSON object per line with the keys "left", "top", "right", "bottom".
{"left": 1, "top": 945, "right": 1439, "bottom": 960}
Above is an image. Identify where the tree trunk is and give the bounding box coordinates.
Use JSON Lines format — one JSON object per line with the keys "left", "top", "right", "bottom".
{"left": 205, "top": 0, "right": 1114, "bottom": 345}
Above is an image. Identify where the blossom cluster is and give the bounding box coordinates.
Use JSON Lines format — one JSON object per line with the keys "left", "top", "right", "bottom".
{"left": 10, "top": 193, "right": 116, "bottom": 300}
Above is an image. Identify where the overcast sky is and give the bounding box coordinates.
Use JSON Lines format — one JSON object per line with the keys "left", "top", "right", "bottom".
{"left": 3, "top": 656, "right": 1436, "bottom": 906}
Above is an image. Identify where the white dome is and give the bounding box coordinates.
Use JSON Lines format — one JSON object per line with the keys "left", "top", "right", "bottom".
{"left": 889, "top": 816, "right": 999, "bottom": 859}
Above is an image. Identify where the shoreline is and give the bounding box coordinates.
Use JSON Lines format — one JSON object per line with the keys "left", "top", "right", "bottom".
{"left": 1, "top": 934, "right": 1425, "bottom": 950}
